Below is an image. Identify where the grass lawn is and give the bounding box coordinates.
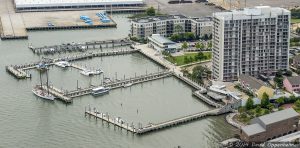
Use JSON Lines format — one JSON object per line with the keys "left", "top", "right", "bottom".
{"left": 292, "top": 18, "right": 300, "bottom": 24}
{"left": 166, "top": 52, "right": 212, "bottom": 66}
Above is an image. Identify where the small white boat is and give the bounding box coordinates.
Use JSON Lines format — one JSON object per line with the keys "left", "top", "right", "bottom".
{"left": 91, "top": 86, "right": 110, "bottom": 96}
{"left": 80, "top": 69, "right": 103, "bottom": 76}
{"left": 32, "top": 86, "right": 55, "bottom": 101}
{"left": 54, "top": 61, "right": 71, "bottom": 68}
{"left": 36, "top": 62, "right": 49, "bottom": 71}
{"left": 115, "top": 117, "right": 124, "bottom": 124}
{"left": 123, "top": 83, "right": 133, "bottom": 88}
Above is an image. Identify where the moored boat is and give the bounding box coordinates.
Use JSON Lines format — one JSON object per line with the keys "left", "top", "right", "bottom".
{"left": 91, "top": 86, "right": 110, "bottom": 96}
{"left": 123, "top": 82, "right": 133, "bottom": 88}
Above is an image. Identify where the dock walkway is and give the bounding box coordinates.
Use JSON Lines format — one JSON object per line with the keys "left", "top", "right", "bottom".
{"left": 29, "top": 39, "right": 132, "bottom": 54}
{"left": 6, "top": 49, "right": 138, "bottom": 79}
{"left": 67, "top": 70, "right": 172, "bottom": 98}
{"left": 85, "top": 110, "right": 136, "bottom": 133}
{"left": 136, "top": 108, "right": 221, "bottom": 134}
{"left": 41, "top": 85, "right": 72, "bottom": 103}
{"left": 85, "top": 107, "right": 223, "bottom": 134}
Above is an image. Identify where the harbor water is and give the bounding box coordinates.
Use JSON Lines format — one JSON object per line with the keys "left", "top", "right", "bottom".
{"left": 0, "top": 15, "right": 235, "bottom": 148}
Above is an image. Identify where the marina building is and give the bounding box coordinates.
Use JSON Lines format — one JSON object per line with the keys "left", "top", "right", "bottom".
{"left": 148, "top": 34, "right": 179, "bottom": 52}
{"left": 212, "top": 6, "right": 290, "bottom": 81}
{"left": 14, "top": 0, "right": 145, "bottom": 12}
{"left": 240, "top": 108, "right": 300, "bottom": 142}
{"left": 130, "top": 15, "right": 213, "bottom": 39}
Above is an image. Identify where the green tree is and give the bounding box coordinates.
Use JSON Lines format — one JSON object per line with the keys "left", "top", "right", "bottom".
{"left": 274, "top": 76, "right": 284, "bottom": 88}
{"left": 255, "top": 106, "right": 262, "bottom": 114}
{"left": 261, "top": 92, "right": 270, "bottom": 108}
{"left": 279, "top": 106, "right": 284, "bottom": 111}
{"left": 191, "top": 65, "right": 210, "bottom": 83}
{"left": 285, "top": 70, "right": 293, "bottom": 76}
{"left": 267, "top": 104, "right": 274, "bottom": 111}
{"left": 181, "top": 42, "right": 188, "bottom": 50}
{"left": 294, "top": 99, "right": 300, "bottom": 108}
{"left": 276, "top": 97, "right": 285, "bottom": 105}
{"left": 263, "top": 109, "right": 270, "bottom": 115}
{"left": 246, "top": 97, "right": 254, "bottom": 110}
{"left": 195, "top": 42, "right": 204, "bottom": 49}
{"left": 170, "top": 34, "right": 180, "bottom": 42}
{"left": 196, "top": 52, "right": 204, "bottom": 60}
{"left": 184, "top": 32, "right": 195, "bottom": 41}
{"left": 146, "top": 7, "right": 155, "bottom": 16}
{"left": 207, "top": 41, "right": 212, "bottom": 49}
{"left": 174, "top": 25, "right": 184, "bottom": 34}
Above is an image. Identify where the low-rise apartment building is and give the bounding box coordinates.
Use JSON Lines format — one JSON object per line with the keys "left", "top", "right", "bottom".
{"left": 130, "top": 15, "right": 212, "bottom": 39}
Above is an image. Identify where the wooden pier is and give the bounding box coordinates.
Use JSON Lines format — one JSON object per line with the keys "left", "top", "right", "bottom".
{"left": 6, "top": 49, "right": 138, "bottom": 79}
{"left": 5, "top": 66, "right": 31, "bottom": 79}
{"left": 85, "top": 106, "right": 227, "bottom": 134}
{"left": 135, "top": 108, "right": 221, "bottom": 134}
{"left": 85, "top": 110, "right": 136, "bottom": 133}
{"left": 66, "top": 70, "right": 172, "bottom": 98}
{"left": 29, "top": 39, "right": 132, "bottom": 54}
{"left": 41, "top": 85, "right": 72, "bottom": 103}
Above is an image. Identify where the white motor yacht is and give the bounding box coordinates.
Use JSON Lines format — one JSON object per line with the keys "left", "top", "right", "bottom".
{"left": 91, "top": 86, "right": 110, "bottom": 96}
{"left": 80, "top": 69, "right": 103, "bottom": 76}
{"left": 54, "top": 61, "right": 71, "bottom": 68}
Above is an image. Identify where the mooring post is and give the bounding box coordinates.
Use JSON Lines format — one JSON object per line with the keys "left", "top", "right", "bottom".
{"left": 77, "top": 80, "right": 79, "bottom": 90}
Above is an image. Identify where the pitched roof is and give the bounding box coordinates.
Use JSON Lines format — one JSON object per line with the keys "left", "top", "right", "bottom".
{"left": 239, "top": 74, "right": 266, "bottom": 90}
{"left": 252, "top": 108, "right": 299, "bottom": 126}
{"left": 286, "top": 76, "right": 300, "bottom": 86}
{"left": 241, "top": 123, "right": 266, "bottom": 136}
{"left": 257, "top": 86, "right": 274, "bottom": 99}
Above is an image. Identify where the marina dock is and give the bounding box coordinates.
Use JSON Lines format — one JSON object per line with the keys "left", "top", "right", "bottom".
{"left": 85, "top": 110, "right": 136, "bottom": 133}
{"left": 5, "top": 66, "right": 31, "bottom": 79}
{"left": 85, "top": 106, "right": 228, "bottom": 134}
{"left": 6, "top": 49, "right": 139, "bottom": 79}
{"left": 41, "top": 85, "right": 72, "bottom": 103}
{"left": 29, "top": 39, "right": 132, "bottom": 54}
{"left": 66, "top": 70, "right": 172, "bottom": 98}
